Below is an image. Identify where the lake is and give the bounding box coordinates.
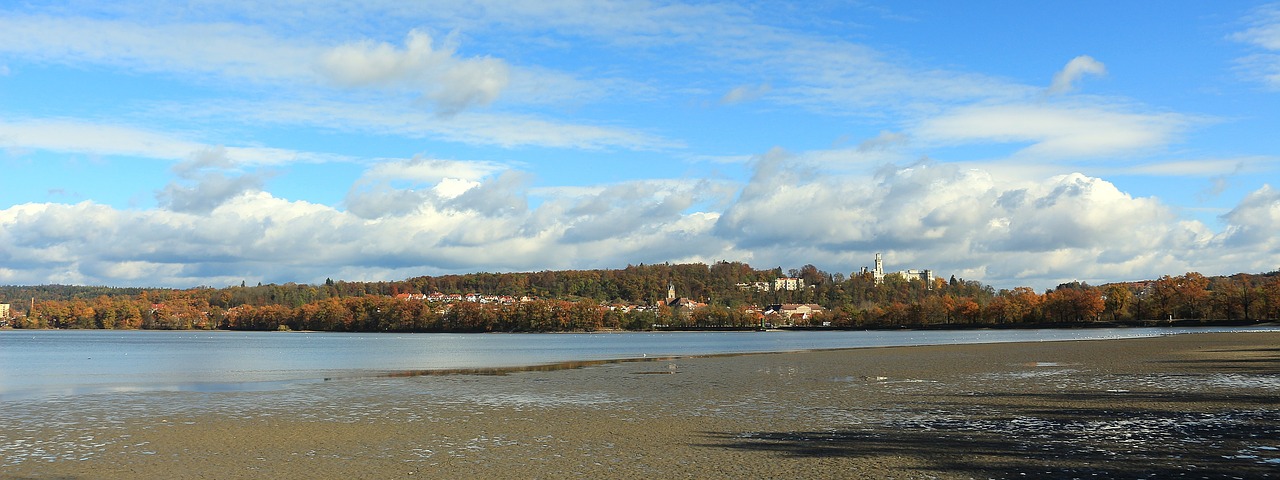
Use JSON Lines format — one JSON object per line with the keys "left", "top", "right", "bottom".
{"left": 2, "top": 327, "right": 1275, "bottom": 400}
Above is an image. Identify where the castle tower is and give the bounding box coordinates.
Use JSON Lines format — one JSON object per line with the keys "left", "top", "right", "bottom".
{"left": 873, "top": 253, "right": 885, "bottom": 285}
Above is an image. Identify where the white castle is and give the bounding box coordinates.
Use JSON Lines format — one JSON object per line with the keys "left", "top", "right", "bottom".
{"left": 861, "top": 253, "right": 934, "bottom": 287}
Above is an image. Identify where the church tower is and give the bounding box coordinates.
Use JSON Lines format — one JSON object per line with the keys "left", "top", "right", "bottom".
{"left": 667, "top": 283, "right": 677, "bottom": 303}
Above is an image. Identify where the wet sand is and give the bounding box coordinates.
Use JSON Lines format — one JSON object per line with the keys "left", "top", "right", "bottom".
{"left": 3, "top": 331, "right": 1277, "bottom": 479}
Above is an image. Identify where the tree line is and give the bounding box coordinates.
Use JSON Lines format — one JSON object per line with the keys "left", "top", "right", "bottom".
{"left": 3, "top": 262, "right": 1278, "bottom": 332}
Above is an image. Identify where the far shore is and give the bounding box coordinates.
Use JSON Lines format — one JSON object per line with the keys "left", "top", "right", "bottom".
{"left": 2, "top": 331, "right": 1277, "bottom": 479}
{"left": 2, "top": 317, "right": 1276, "bottom": 334}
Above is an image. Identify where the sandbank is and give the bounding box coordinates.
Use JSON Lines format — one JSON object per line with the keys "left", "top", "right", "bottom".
{"left": 2, "top": 332, "right": 1277, "bottom": 479}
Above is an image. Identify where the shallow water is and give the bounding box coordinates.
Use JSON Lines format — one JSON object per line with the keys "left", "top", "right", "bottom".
{"left": 1, "top": 326, "right": 1275, "bottom": 400}
{"left": 1, "top": 329, "right": 1277, "bottom": 473}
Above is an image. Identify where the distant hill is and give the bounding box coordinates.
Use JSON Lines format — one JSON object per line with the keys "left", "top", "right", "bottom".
{"left": 3, "top": 264, "right": 1277, "bottom": 331}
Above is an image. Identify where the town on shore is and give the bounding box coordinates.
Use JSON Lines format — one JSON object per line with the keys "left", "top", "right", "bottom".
{"left": 1, "top": 255, "right": 1277, "bottom": 332}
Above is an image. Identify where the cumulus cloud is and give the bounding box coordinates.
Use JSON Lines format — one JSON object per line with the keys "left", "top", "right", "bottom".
{"left": 0, "top": 158, "right": 740, "bottom": 288}
{"left": 915, "top": 103, "right": 1189, "bottom": 158}
{"left": 713, "top": 149, "right": 1244, "bottom": 288}
{"left": 553, "top": 179, "right": 733, "bottom": 244}
{"left": 1217, "top": 184, "right": 1280, "bottom": 248}
{"left": 344, "top": 157, "right": 510, "bottom": 218}
{"left": 174, "top": 146, "right": 239, "bottom": 176}
{"left": 157, "top": 174, "right": 264, "bottom": 214}
{"left": 1, "top": 152, "right": 1277, "bottom": 290}
{"left": 157, "top": 147, "right": 267, "bottom": 213}
{"left": 1047, "top": 55, "right": 1106, "bottom": 95}
{"left": 446, "top": 170, "right": 532, "bottom": 217}
{"left": 0, "top": 3, "right": 1274, "bottom": 291}
{"left": 319, "top": 30, "right": 510, "bottom": 114}
{"left": 361, "top": 156, "right": 506, "bottom": 184}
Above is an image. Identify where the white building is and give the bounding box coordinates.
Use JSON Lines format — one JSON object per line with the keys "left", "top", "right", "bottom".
{"left": 862, "top": 253, "right": 935, "bottom": 288}
{"left": 735, "top": 278, "right": 806, "bottom": 292}
{"left": 773, "top": 277, "right": 805, "bottom": 291}
{"left": 0, "top": 303, "right": 9, "bottom": 319}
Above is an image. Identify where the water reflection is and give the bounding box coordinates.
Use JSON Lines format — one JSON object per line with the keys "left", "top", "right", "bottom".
{"left": 2, "top": 327, "right": 1276, "bottom": 400}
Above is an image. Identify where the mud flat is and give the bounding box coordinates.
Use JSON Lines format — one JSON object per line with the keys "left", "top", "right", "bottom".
{"left": 3, "top": 331, "right": 1277, "bottom": 479}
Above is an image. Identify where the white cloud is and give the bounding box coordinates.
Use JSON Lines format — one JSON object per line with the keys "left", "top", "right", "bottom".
{"left": 1232, "top": 3, "right": 1280, "bottom": 50}
{"left": 0, "top": 118, "right": 203, "bottom": 161}
{"left": 207, "top": 99, "right": 679, "bottom": 150}
{"left": 719, "top": 83, "right": 771, "bottom": 105}
{"left": 0, "top": 7, "right": 691, "bottom": 156}
{"left": 319, "top": 29, "right": 510, "bottom": 114}
{"left": 1217, "top": 184, "right": 1280, "bottom": 249}
{"left": 1231, "top": 4, "right": 1280, "bottom": 88}
{"left": 711, "top": 149, "right": 1258, "bottom": 288}
{"left": 0, "top": 158, "right": 739, "bottom": 287}
{"left": 1234, "top": 53, "right": 1280, "bottom": 88}
{"left": 0, "top": 118, "right": 346, "bottom": 166}
{"left": 0, "top": 13, "right": 511, "bottom": 112}
{"left": 0, "top": 14, "right": 317, "bottom": 83}
{"left": 361, "top": 156, "right": 507, "bottom": 184}
{"left": 0, "top": 153, "right": 1276, "bottom": 290}
{"left": 156, "top": 147, "right": 269, "bottom": 213}
{"left": 0, "top": 1, "right": 1274, "bottom": 291}
{"left": 1047, "top": 55, "right": 1106, "bottom": 95}
{"left": 915, "top": 103, "right": 1190, "bottom": 158}
{"left": 1107, "top": 156, "right": 1276, "bottom": 177}
{"left": 343, "top": 157, "right": 514, "bottom": 218}
{"left": 157, "top": 173, "right": 264, "bottom": 214}
{"left": 856, "top": 131, "right": 908, "bottom": 152}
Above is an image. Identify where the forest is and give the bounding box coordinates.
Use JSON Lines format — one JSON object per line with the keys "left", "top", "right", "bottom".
{"left": 2, "top": 262, "right": 1278, "bottom": 332}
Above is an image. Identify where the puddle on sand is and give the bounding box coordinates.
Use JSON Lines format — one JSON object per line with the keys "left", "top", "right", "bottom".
{"left": 862, "top": 408, "right": 1280, "bottom": 472}
{"left": 1024, "top": 362, "right": 1073, "bottom": 367}
{"left": 830, "top": 375, "right": 936, "bottom": 384}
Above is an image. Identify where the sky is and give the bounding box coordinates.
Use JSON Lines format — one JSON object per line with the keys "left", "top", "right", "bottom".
{"left": 1, "top": 1, "right": 1278, "bottom": 292}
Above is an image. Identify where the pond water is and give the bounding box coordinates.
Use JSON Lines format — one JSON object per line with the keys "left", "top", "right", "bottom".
{"left": 1, "top": 327, "right": 1274, "bottom": 400}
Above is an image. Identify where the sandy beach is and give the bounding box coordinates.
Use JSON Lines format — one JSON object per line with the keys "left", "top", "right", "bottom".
{"left": 3, "top": 331, "right": 1277, "bottom": 479}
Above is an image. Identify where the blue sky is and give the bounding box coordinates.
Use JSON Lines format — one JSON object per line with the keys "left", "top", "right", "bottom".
{"left": 1, "top": 1, "right": 1278, "bottom": 291}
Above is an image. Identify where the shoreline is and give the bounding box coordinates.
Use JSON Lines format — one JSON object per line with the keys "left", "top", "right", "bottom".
{"left": 3, "top": 318, "right": 1276, "bottom": 334}
{"left": 2, "top": 331, "right": 1277, "bottom": 478}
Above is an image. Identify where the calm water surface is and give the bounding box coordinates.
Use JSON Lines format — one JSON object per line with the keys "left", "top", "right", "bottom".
{"left": 1, "top": 327, "right": 1273, "bottom": 400}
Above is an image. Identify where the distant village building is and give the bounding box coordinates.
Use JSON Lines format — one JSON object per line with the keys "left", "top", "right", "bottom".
{"left": 0, "top": 303, "right": 9, "bottom": 319}
{"left": 664, "top": 283, "right": 704, "bottom": 315}
{"left": 861, "top": 253, "right": 935, "bottom": 288}
{"left": 735, "top": 278, "right": 806, "bottom": 292}
{"left": 773, "top": 277, "right": 804, "bottom": 291}
{"left": 764, "top": 303, "right": 825, "bottom": 325}
{"left": 398, "top": 292, "right": 531, "bottom": 305}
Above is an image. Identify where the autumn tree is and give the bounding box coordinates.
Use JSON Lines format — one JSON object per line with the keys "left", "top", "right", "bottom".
{"left": 1043, "top": 284, "right": 1104, "bottom": 323}
{"left": 1261, "top": 276, "right": 1280, "bottom": 320}
{"left": 988, "top": 287, "right": 1042, "bottom": 324}
{"left": 1103, "top": 284, "right": 1134, "bottom": 321}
